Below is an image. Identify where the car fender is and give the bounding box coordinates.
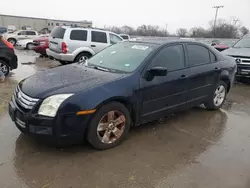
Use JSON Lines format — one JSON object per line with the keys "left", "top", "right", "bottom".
{"left": 57, "top": 74, "right": 139, "bottom": 116}
{"left": 72, "top": 47, "right": 95, "bottom": 57}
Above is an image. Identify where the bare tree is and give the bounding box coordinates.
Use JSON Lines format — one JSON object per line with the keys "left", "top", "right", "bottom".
{"left": 240, "top": 26, "right": 249, "bottom": 37}
{"left": 177, "top": 28, "right": 188, "bottom": 37}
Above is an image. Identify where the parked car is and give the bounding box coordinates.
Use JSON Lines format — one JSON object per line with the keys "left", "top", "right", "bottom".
{"left": 119, "top": 34, "right": 130, "bottom": 41}
{"left": 33, "top": 37, "right": 49, "bottom": 56}
{"left": 214, "top": 44, "right": 229, "bottom": 52}
{"left": 2, "top": 30, "right": 39, "bottom": 46}
{"left": 46, "top": 26, "right": 124, "bottom": 65}
{"left": 9, "top": 41, "right": 236, "bottom": 149}
{"left": 15, "top": 39, "right": 35, "bottom": 50}
{"left": 222, "top": 37, "right": 250, "bottom": 78}
{"left": 0, "top": 36, "right": 18, "bottom": 76}
{"left": 0, "top": 27, "right": 7, "bottom": 34}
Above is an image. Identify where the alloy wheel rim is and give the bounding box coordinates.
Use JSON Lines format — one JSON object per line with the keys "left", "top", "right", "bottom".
{"left": 0, "top": 62, "right": 8, "bottom": 74}
{"left": 28, "top": 44, "right": 34, "bottom": 49}
{"left": 214, "top": 85, "right": 226, "bottom": 107}
{"left": 97, "top": 110, "right": 126, "bottom": 144}
{"left": 79, "top": 56, "right": 88, "bottom": 63}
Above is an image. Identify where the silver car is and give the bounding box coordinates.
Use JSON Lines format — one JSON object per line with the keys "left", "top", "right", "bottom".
{"left": 46, "top": 27, "right": 123, "bottom": 65}
{"left": 222, "top": 37, "right": 250, "bottom": 78}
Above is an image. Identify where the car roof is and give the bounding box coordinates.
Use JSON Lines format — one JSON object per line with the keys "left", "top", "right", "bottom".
{"left": 127, "top": 39, "right": 208, "bottom": 47}
{"left": 61, "top": 26, "right": 110, "bottom": 33}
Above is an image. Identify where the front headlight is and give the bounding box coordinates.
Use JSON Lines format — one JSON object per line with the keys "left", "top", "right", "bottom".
{"left": 38, "top": 94, "right": 73, "bottom": 117}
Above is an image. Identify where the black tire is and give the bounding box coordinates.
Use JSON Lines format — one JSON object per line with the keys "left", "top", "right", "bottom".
{"left": 74, "top": 52, "right": 92, "bottom": 63}
{"left": 86, "top": 102, "right": 131, "bottom": 150}
{"left": 204, "top": 81, "right": 228, "bottom": 110}
{"left": 0, "top": 60, "right": 10, "bottom": 76}
{"left": 7, "top": 38, "right": 17, "bottom": 46}
{"left": 26, "top": 43, "right": 34, "bottom": 50}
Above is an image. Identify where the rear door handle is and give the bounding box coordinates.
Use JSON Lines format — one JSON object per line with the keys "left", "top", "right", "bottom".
{"left": 91, "top": 45, "right": 96, "bottom": 47}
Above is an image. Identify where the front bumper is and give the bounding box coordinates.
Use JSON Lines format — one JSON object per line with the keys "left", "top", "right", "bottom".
{"left": 15, "top": 42, "right": 27, "bottom": 49}
{"left": 236, "top": 64, "right": 250, "bottom": 78}
{"left": 46, "top": 49, "right": 75, "bottom": 62}
{"left": 8, "top": 96, "right": 91, "bottom": 144}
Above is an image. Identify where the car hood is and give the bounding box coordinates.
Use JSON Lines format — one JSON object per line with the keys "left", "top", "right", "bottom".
{"left": 222, "top": 47, "right": 250, "bottom": 57}
{"left": 20, "top": 64, "right": 124, "bottom": 98}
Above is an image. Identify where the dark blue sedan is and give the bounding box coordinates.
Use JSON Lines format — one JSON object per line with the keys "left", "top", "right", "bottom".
{"left": 9, "top": 40, "right": 236, "bottom": 149}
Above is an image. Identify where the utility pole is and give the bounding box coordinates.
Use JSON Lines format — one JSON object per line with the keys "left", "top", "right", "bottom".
{"left": 213, "top": 5, "right": 224, "bottom": 37}
{"left": 165, "top": 24, "right": 168, "bottom": 36}
{"left": 233, "top": 18, "right": 240, "bottom": 26}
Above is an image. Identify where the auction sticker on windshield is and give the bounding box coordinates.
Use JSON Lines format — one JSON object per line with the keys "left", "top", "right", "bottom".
{"left": 132, "top": 45, "right": 149, "bottom": 50}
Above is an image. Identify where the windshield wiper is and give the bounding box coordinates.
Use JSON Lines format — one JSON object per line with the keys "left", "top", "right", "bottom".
{"left": 93, "top": 66, "right": 111, "bottom": 72}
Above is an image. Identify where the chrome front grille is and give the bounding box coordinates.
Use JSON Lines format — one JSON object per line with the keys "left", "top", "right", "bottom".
{"left": 14, "top": 85, "right": 39, "bottom": 110}
{"left": 231, "top": 56, "right": 250, "bottom": 64}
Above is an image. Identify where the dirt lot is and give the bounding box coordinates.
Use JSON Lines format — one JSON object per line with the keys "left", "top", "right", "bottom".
{"left": 1, "top": 50, "right": 250, "bottom": 188}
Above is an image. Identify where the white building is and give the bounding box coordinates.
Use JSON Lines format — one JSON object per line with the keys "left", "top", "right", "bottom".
{"left": 0, "top": 14, "right": 92, "bottom": 32}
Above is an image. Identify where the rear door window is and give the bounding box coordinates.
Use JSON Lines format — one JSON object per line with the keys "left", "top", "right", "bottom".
{"left": 51, "top": 27, "right": 66, "bottom": 39}
{"left": 187, "top": 45, "right": 210, "bottom": 66}
{"left": 70, "top": 30, "right": 87, "bottom": 41}
{"left": 26, "top": 31, "right": 36, "bottom": 35}
{"left": 91, "top": 31, "right": 107, "bottom": 43}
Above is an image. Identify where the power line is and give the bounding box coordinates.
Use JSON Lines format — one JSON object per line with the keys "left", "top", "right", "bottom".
{"left": 212, "top": 5, "right": 224, "bottom": 37}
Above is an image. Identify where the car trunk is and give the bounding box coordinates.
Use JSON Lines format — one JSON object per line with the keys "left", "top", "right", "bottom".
{"left": 49, "top": 27, "right": 66, "bottom": 53}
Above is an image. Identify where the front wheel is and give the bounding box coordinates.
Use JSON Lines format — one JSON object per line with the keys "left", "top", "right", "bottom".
{"left": 86, "top": 102, "right": 131, "bottom": 150}
{"left": 26, "top": 43, "right": 34, "bottom": 50}
{"left": 204, "top": 81, "right": 227, "bottom": 110}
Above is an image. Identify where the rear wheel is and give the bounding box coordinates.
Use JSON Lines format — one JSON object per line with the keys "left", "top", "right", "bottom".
{"left": 75, "top": 52, "right": 92, "bottom": 63}
{"left": 87, "top": 102, "right": 131, "bottom": 150}
{"left": 0, "top": 60, "right": 10, "bottom": 76}
{"left": 204, "top": 81, "right": 227, "bottom": 110}
{"left": 7, "top": 38, "right": 16, "bottom": 46}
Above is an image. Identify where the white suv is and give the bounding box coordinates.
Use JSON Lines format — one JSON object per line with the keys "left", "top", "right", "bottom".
{"left": 46, "top": 27, "right": 123, "bottom": 65}
{"left": 2, "top": 30, "right": 39, "bottom": 46}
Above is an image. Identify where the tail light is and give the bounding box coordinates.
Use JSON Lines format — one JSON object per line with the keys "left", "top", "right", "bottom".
{"left": 2, "top": 39, "right": 14, "bottom": 52}
{"left": 61, "top": 42, "right": 67, "bottom": 54}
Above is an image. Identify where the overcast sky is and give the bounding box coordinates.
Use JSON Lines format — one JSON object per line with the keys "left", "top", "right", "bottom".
{"left": 0, "top": 0, "right": 249, "bottom": 33}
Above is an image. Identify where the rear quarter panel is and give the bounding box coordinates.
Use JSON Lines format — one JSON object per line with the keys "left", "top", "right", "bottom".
{"left": 219, "top": 55, "right": 237, "bottom": 86}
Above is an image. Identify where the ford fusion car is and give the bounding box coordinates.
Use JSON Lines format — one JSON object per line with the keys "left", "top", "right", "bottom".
{"left": 9, "top": 41, "right": 236, "bottom": 149}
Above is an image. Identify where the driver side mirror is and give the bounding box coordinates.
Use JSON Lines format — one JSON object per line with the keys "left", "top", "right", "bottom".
{"left": 144, "top": 66, "right": 168, "bottom": 81}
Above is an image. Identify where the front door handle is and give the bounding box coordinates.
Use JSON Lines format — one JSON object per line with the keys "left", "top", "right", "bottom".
{"left": 214, "top": 67, "right": 220, "bottom": 71}
{"left": 91, "top": 45, "right": 96, "bottom": 47}
{"left": 180, "top": 74, "right": 187, "bottom": 78}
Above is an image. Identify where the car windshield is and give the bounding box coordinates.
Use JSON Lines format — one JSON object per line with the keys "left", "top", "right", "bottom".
{"left": 86, "top": 42, "right": 155, "bottom": 73}
{"left": 233, "top": 38, "right": 250, "bottom": 48}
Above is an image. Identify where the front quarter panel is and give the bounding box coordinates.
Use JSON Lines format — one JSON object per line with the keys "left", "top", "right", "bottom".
{"left": 57, "top": 74, "right": 140, "bottom": 115}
